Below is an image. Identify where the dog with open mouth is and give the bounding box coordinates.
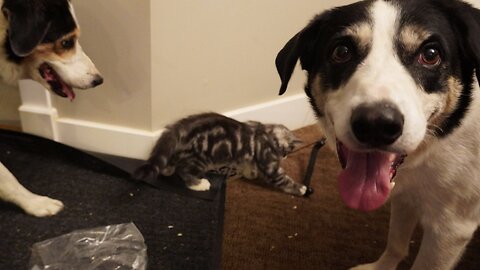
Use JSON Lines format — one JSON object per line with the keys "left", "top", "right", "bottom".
{"left": 277, "top": 0, "right": 480, "bottom": 269}
{"left": 0, "top": 0, "right": 103, "bottom": 217}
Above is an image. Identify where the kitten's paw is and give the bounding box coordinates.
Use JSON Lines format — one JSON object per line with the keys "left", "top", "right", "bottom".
{"left": 132, "top": 164, "right": 159, "bottom": 181}
{"left": 21, "top": 195, "right": 64, "bottom": 217}
{"left": 187, "top": 178, "right": 211, "bottom": 191}
{"left": 299, "top": 185, "right": 308, "bottom": 196}
{"left": 297, "top": 185, "right": 314, "bottom": 197}
{"left": 283, "top": 183, "right": 311, "bottom": 197}
{"left": 294, "top": 184, "right": 315, "bottom": 197}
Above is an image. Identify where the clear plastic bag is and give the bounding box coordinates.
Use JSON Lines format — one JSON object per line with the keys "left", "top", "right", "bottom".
{"left": 29, "top": 222, "right": 147, "bottom": 270}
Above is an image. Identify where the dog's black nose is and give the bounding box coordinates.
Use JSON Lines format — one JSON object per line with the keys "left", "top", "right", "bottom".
{"left": 91, "top": 75, "right": 104, "bottom": 87}
{"left": 351, "top": 102, "right": 404, "bottom": 146}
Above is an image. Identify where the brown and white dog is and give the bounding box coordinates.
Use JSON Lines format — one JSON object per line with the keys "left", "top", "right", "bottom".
{"left": 277, "top": 0, "right": 480, "bottom": 269}
{"left": 0, "top": 0, "right": 102, "bottom": 217}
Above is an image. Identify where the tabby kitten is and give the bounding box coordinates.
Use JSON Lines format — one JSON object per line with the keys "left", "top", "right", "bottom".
{"left": 133, "top": 112, "right": 311, "bottom": 196}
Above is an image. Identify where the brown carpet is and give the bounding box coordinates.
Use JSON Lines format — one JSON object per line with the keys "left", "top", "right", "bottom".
{"left": 222, "top": 125, "right": 480, "bottom": 270}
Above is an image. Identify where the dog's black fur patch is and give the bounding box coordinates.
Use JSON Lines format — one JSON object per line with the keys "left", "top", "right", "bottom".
{"left": 2, "top": 0, "right": 77, "bottom": 59}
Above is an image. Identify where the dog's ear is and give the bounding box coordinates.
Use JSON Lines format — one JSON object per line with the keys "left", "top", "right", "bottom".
{"left": 463, "top": 8, "right": 480, "bottom": 85}
{"left": 2, "top": 2, "right": 50, "bottom": 57}
{"left": 276, "top": 33, "right": 303, "bottom": 96}
{"left": 448, "top": 2, "right": 480, "bottom": 85}
{"left": 275, "top": 15, "right": 326, "bottom": 96}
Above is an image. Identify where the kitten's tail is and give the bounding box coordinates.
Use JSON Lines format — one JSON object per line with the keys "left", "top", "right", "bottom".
{"left": 132, "top": 129, "right": 177, "bottom": 181}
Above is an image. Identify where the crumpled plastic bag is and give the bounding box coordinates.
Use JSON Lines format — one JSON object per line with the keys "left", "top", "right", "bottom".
{"left": 29, "top": 222, "right": 147, "bottom": 270}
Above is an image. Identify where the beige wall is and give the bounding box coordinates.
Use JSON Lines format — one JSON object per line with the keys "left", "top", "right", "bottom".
{"left": 53, "top": 0, "right": 153, "bottom": 130}
{"left": 150, "top": 0, "right": 355, "bottom": 129}
{"left": 12, "top": 0, "right": 356, "bottom": 132}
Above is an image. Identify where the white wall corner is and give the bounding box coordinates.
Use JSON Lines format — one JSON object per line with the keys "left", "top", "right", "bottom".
{"left": 19, "top": 84, "right": 316, "bottom": 159}
{"left": 18, "top": 80, "right": 59, "bottom": 140}
{"left": 19, "top": 105, "right": 58, "bottom": 140}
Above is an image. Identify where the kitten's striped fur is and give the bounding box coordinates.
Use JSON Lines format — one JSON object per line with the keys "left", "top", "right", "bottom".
{"left": 134, "top": 113, "right": 309, "bottom": 196}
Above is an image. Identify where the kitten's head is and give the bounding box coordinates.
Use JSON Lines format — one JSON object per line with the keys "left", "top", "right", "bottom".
{"left": 266, "top": 124, "right": 303, "bottom": 155}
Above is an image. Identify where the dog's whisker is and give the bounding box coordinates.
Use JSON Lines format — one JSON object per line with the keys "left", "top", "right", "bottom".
{"left": 426, "top": 123, "right": 445, "bottom": 135}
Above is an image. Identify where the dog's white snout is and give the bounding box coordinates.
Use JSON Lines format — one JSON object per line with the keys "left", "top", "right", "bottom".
{"left": 351, "top": 102, "right": 404, "bottom": 147}
{"left": 47, "top": 43, "right": 103, "bottom": 90}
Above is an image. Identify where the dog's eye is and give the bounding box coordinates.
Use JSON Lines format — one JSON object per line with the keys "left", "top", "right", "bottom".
{"left": 418, "top": 46, "right": 441, "bottom": 67}
{"left": 60, "top": 38, "right": 75, "bottom": 50}
{"left": 331, "top": 44, "right": 352, "bottom": 64}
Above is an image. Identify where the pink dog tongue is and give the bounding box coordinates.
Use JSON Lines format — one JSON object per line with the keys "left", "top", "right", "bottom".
{"left": 338, "top": 150, "right": 393, "bottom": 211}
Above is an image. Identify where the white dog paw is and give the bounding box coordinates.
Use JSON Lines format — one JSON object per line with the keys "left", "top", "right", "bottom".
{"left": 187, "top": 178, "right": 211, "bottom": 191}
{"left": 22, "top": 195, "right": 64, "bottom": 217}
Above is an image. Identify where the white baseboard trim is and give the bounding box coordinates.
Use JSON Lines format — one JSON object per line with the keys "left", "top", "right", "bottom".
{"left": 19, "top": 91, "right": 317, "bottom": 159}
{"left": 55, "top": 118, "right": 163, "bottom": 159}
{"left": 224, "top": 94, "right": 316, "bottom": 130}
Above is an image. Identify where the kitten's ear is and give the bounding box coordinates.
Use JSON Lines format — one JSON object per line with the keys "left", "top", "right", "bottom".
{"left": 275, "top": 14, "right": 327, "bottom": 95}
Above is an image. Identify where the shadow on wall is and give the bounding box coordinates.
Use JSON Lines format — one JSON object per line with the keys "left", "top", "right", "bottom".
{"left": 0, "top": 81, "right": 20, "bottom": 126}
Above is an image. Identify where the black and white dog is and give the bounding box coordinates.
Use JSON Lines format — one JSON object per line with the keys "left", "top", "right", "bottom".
{"left": 277, "top": 0, "right": 480, "bottom": 269}
{"left": 0, "top": 0, "right": 102, "bottom": 217}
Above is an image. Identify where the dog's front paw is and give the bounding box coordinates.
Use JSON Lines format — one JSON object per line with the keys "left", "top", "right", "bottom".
{"left": 187, "top": 178, "right": 211, "bottom": 191}
{"left": 21, "top": 195, "right": 64, "bottom": 217}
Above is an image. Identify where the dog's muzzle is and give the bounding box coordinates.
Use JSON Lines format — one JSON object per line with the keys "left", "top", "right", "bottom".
{"left": 335, "top": 101, "right": 406, "bottom": 212}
